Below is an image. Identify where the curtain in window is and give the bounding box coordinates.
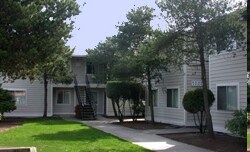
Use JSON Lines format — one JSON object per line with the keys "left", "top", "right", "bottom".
{"left": 64, "top": 91, "right": 70, "bottom": 104}
{"left": 172, "top": 89, "right": 178, "bottom": 108}
{"left": 227, "top": 86, "right": 237, "bottom": 110}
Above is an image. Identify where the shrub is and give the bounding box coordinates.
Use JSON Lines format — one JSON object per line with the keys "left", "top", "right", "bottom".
{"left": 225, "top": 109, "right": 247, "bottom": 137}
{"left": 182, "top": 88, "right": 215, "bottom": 133}
{"left": 74, "top": 104, "right": 83, "bottom": 119}
{"left": 183, "top": 89, "right": 214, "bottom": 113}
{"left": 0, "top": 88, "right": 16, "bottom": 120}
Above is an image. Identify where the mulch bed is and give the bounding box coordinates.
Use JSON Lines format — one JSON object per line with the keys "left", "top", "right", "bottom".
{"left": 113, "top": 120, "right": 180, "bottom": 130}
{"left": 159, "top": 132, "right": 246, "bottom": 152}
{"left": 115, "top": 120, "right": 246, "bottom": 152}
{"left": 0, "top": 117, "right": 23, "bottom": 132}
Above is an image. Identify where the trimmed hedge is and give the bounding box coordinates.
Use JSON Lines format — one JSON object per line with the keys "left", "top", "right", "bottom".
{"left": 106, "top": 81, "right": 144, "bottom": 101}
{"left": 183, "top": 88, "right": 215, "bottom": 113}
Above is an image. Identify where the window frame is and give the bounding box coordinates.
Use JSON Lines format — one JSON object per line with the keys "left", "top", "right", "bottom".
{"left": 166, "top": 87, "right": 180, "bottom": 109}
{"left": 56, "top": 90, "right": 71, "bottom": 105}
{"left": 5, "top": 89, "right": 27, "bottom": 105}
{"left": 216, "top": 83, "right": 239, "bottom": 111}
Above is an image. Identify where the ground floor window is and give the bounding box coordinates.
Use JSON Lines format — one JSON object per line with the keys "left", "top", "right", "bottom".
{"left": 166, "top": 88, "right": 178, "bottom": 108}
{"left": 8, "top": 90, "right": 27, "bottom": 105}
{"left": 217, "top": 86, "right": 237, "bottom": 110}
{"left": 57, "top": 90, "right": 71, "bottom": 104}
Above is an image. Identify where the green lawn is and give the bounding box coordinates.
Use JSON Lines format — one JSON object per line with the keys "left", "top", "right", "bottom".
{"left": 248, "top": 133, "right": 250, "bottom": 149}
{"left": 0, "top": 118, "right": 149, "bottom": 152}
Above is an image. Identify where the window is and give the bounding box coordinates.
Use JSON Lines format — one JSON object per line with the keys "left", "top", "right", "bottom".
{"left": 167, "top": 89, "right": 178, "bottom": 108}
{"left": 86, "top": 62, "right": 95, "bottom": 74}
{"left": 57, "top": 90, "right": 70, "bottom": 104}
{"left": 8, "top": 90, "right": 27, "bottom": 105}
{"left": 217, "top": 86, "right": 237, "bottom": 110}
{"left": 152, "top": 90, "right": 158, "bottom": 107}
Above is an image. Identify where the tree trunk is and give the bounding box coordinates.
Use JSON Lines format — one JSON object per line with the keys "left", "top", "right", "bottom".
{"left": 147, "top": 66, "right": 154, "bottom": 123}
{"left": 43, "top": 72, "right": 48, "bottom": 118}
{"left": 111, "top": 99, "right": 118, "bottom": 117}
{"left": 199, "top": 48, "right": 214, "bottom": 138}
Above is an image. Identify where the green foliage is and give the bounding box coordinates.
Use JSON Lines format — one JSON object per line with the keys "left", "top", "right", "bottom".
{"left": 183, "top": 89, "right": 215, "bottom": 113}
{"left": 0, "top": 88, "right": 16, "bottom": 120}
{"left": 106, "top": 81, "right": 145, "bottom": 121}
{"left": 106, "top": 81, "right": 144, "bottom": 101}
{"left": 225, "top": 109, "right": 247, "bottom": 137}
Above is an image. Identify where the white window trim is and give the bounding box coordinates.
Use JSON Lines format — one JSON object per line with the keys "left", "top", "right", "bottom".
{"left": 165, "top": 86, "right": 180, "bottom": 109}
{"left": 216, "top": 83, "right": 239, "bottom": 111}
{"left": 56, "top": 90, "right": 71, "bottom": 105}
{"left": 3, "top": 88, "right": 27, "bottom": 105}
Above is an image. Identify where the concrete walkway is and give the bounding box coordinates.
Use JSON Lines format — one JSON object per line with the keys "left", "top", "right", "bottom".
{"left": 64, "top": 116, "right": 213, "bottom": 152}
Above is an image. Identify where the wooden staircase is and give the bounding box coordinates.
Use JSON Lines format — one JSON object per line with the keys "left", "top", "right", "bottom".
{"left": 74, "top": 76, "right": 96, "bottom": 120}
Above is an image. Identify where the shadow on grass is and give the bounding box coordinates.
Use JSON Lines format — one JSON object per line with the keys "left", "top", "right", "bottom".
{"left": 23, "top": 117, "right": 79, "bottom": 126}
{"left": 32, "top": 128, "right": 113, "bottom": 142}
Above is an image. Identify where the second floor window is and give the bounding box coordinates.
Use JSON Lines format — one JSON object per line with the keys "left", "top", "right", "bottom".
{"left": 87, "top": 62, "right": 95, "bottom": 74}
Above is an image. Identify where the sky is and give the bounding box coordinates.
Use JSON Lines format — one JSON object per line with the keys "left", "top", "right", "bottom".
{"left": 67, "top": 0, "right": 165, "bottom": 55}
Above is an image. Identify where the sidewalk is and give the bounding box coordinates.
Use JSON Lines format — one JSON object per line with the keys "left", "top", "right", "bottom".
{"left": 64, "top": 116, "right": 212, "bottom": 152}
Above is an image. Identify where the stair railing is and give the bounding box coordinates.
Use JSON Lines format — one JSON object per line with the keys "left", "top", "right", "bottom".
{"left": 85, "top": 75, "right": 97, "bottom": 118}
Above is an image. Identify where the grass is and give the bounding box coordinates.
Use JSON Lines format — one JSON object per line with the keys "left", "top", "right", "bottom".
{"left": 0, "top": 118, "right": 150, "bottom": 152}
{"left": 248, "top": 133, "right": 250, "bottom": 149}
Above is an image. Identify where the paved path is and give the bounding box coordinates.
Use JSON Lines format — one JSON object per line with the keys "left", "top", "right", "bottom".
{"left": 64, "top": 116, "right": 213, "bottom": 152}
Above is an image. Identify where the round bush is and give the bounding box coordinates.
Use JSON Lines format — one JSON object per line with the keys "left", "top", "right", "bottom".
{"left": 183, "top": 88, "right": 215, "bottom": 113}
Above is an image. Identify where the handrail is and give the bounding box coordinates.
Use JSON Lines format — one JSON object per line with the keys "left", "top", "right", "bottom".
{"left": 73, "top": 76, "right": 83, "bottom": 106}
{"left": 85, "top": 75, "right": 97, "bottom": 117}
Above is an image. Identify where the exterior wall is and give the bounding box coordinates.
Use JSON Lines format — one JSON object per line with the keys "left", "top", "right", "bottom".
{"left": 90, "top": 88, "right": 105, "bottom": 115}
{"left": 71, "top": 57, "right": 86, "bottom": 84}
{"left": 1, "top": 56, "right": 106, "bottom": 117}
{"left": 2, "top": 79, "right": 53, "bottom": 117}
{"left": 145, "top": 69, "right": 186, "bottom": 126}
{"left": 184, "top": 61, "right": 209, "bottom": 126}
{"left": 53, "top": 88, "right": 75, "bottom": 115}
{"left": 209, "top": 50, "right": 247, "bottom": 133}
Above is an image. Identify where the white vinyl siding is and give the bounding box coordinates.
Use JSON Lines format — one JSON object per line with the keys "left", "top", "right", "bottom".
{"left": 166, "top": 89, "right": 178, "bottom": 108}
{"left": 2, "top": 79, "right": 52, "bottom": 117}
{"left": 145, "top": 70, "right": 185, "bottom": 126}
{"left": 217, "top": 85, "right": 238, "bottom": 111}
{"left": 209, "top": 50, "right": 247, "bottom": 132}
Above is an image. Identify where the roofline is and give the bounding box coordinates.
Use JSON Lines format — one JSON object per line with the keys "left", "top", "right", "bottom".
{"left": 71, "top": 55, "right": 87, "bottom": 58}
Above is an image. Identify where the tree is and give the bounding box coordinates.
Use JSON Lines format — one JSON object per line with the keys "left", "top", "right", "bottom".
{"left": 30, "top": 51, "right": 74, "bottom": 117}
{"left": 87, "top": 6, "right": 183, "bottom": 123}
{"left": 0, "top": 88, "right": 16, "bottom": 120}
{"left": 106, "top": 81, "right": 145, "bottom": 122}
{"left": 157, "top": 0, "right": 245, "bottom": 138}
{"left": 183, "top": 89, "right": 215, "bottom": 133}
{"left": 0, "top": 0, "right": 39, "bottom": 79}
{"left": 22, "top": 0, "right": 80, "bottom": 117}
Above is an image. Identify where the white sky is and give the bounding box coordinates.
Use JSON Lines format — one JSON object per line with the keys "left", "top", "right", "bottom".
{"left": 67, "top": 0, "right": 165, "bottom": 55}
